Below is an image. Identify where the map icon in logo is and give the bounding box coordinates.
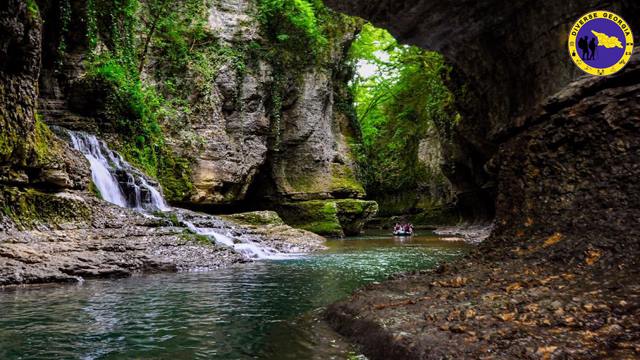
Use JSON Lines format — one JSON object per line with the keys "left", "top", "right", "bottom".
{"left": 569, "top": 11, "right": 634, "bottom": 76}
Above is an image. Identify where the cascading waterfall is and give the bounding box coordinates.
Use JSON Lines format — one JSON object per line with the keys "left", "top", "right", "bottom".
{"left": 181, "top": 220, "right": 290, "bottom": 260}
{"left": 68, "top": 131, "right": 127, "bottom": 207}
{"left": 67, "top": 130, "right": 170, "bottom": 211}
{"left": 65, "top": 129, "right": 286, "bottom": 260}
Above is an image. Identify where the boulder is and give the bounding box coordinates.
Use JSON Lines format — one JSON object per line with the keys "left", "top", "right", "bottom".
{"left": 277, "top": 199, "right": 378, "bottom": 237}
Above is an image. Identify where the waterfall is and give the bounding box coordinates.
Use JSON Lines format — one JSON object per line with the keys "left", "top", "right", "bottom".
{"left": 67, "top": 130, "right": 170, "bottom": 212}
{"left": 64, "top": 129, "right": 287, "bottom": 260}
{"left": 69, "top": 131, "right": 128, "bottom": 207}
{"left": 181, "top": 220, "right": 289, "bottom": 260}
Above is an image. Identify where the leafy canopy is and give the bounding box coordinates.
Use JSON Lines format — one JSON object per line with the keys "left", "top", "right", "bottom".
{"left": 349, "top": 24, "right": 458, "bottom": 195}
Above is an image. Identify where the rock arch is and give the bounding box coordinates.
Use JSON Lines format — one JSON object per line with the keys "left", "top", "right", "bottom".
{"left": 326, "top": 0, "right": 640, "bottom": 251}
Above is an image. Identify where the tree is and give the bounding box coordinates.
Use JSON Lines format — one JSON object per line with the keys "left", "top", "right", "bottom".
{"left": 349, "top": 24, "right": 456, "bottom": 195}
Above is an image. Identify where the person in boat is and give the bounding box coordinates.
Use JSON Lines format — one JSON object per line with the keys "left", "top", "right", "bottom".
{"left": 394, "top": 223, "right": 401, "bottom": 232}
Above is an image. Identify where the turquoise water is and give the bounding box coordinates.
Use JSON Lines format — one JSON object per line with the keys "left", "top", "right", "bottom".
{"left": 0, "top": 231, "right": 468, "bottom": 359}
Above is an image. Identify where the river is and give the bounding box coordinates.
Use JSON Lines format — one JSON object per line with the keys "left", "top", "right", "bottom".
{"left": 0, "top": 231, "right": 468, "bottom": 359}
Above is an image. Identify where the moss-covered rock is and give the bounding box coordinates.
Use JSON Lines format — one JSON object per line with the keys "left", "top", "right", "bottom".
{"left": 277, "top": 200, "right": 343, "bottom": 237}
{"left": 222, "top": 211, "right": 285, "bottom": 226}
{"left": 330, "top": 164, "right": 366, "bottom": 198}
{"left": 335, "top": 199, "right": 378, "bottom": 236}
{"left": 0, "top": 187, "right": 92, "bottom": 230}
{"left": 277, "top": 199, "right": 378, "bottom": 237}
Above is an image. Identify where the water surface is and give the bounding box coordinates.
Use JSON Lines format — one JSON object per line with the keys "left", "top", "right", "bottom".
{"left": 0, "top": 231, "right": 468, "bottom": 359}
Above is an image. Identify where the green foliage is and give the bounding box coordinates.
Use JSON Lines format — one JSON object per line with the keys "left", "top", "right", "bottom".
{"left": 88, "top": 181, "right": 103, "bottom": 199}
{"left": 349, "top": 24, "right": 458, "bottom": 195}
{"left": 57, "top": 0, "right": 72, "bottom": 62}
{"left": 79, "top": 0, "right": 358, "bottom": 204}
{"left": 26, "top": 0, "right": 39, "bottom": 20}
{"left": 84, "top": 0, "right": 199, "bottom": 201}
{"left": 258, "top": 0, "right": 327, "bottom": 56}
{"left": 181, "top": 229, "right": 214, "bottom": 246}
{"left": 85, "top": 54, "right": 165, "bottom": 177}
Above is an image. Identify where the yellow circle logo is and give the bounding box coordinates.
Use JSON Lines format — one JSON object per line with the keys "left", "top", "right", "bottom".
{"left": 568, "top": 11, "right": 634, "bottom": 76}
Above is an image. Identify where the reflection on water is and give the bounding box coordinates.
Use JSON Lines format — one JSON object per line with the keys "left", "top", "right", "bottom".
{"left": 0, "top": 231, "right": 468, "bottom": 359}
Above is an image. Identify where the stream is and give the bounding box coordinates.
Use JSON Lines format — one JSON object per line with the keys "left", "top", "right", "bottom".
{"left": 0, "top": 231, "right": 468, "bottom": 359}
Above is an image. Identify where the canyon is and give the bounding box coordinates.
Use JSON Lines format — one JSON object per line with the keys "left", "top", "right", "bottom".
{"left": 1, "top": 0, "right": 639, "bottom": 358}
{"left": 322, "top": 0, "right": 640, "bottom": 358}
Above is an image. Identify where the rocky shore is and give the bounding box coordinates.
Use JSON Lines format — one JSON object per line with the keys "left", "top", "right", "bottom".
{"left": 326, "top": 252, "right": 640, "bottom": 359}
{"left": 0, "top": 192, "right": 325, "bottom": 287}
{"left": 434, "top": 224, "right": 493, "bottom": 244}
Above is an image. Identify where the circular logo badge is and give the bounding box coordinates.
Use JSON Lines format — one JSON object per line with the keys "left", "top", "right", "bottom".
{"left": 568, "top": 11, "right": 634, "bottom": 76}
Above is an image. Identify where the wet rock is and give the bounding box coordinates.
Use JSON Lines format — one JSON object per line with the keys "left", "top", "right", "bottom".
{"left": 326, "top": 255, "right": 640, "bottom": 359}
{"left": 277, "top": 199, "right": 378, "bottom": 237}
{"left": 221, "top": 211, "right": 285, "bottom": 226}
{"left": 0, "top": 191, "right": 327, "bottom": 286}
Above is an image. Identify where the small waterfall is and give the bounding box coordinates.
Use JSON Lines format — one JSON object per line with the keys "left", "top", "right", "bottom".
{"left": 181, "top": 219, "right": 289, "bottom": 260}
{"left": 63, "top": 128, "right": 287, "bottom": 261}
{"left": 67, "top": 130, "right": 170, "bottom": 212}
{"left": 69, "top": 131, "right": 128, "bottom": 207}
{"left": 140, "top": 177, "right": 171, "bottom": 212}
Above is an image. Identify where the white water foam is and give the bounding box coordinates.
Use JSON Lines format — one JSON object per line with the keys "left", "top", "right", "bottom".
{"left": 68, "top": 130, "right": 170, "bottom": 212}
{"left": 66, "top": 129, "right": 288, "bottom": 260}
{"left": 182, "top": 220, "right": 291, "bottom": 260}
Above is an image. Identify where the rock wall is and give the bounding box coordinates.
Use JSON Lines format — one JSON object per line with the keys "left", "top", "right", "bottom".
{"left": 0, "top": 0, "right": 40, "bottom": 171}
{"left": 487, "top": 50, "right": 640, "bottom": 258}
{"left": 174, "top": 0, "right": 365, "bottom": 205}
{"left": 43, "top": 0, "right": 365, "bottom": 207}
{"left": 0, "top": 0, "right": 88, "bottom": 194}
{"left": 15, "top": 0, "right": 375, "bottom": 236}
{"left": 371, "top": 129, "right": 457, "bottom": 224}
{"left": 326, "top": 0, "right": 640, "bottom": 243}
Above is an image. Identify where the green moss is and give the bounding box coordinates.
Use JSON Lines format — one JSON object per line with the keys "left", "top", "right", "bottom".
{"left": 0, "top": 187, "right": 92, "bottom": 229}
{"left": 223, "top": 211, "right": 285, "bottom": 226}
{"left": 31, "top": 115, "right": 68, "bottom": 169}
{"left": 330, "top": 163, "right": 365, "bottom": 196}
{"left": 26, "top": 0, "right": 40, "bottom": 21}
{"left": 286, "top": 173, "right": 319, "bottom": 193}
{"left": 88, "top": 180, "right": 103, "bottom": 199}
{"left": 156, "top": 151, "right": 194, "bottom": 202}
{"left": 284, "top": 164, "right": 365, "bottom": 197}
{"left": 0, "top": 117, "right": 16, "bottom": 163}
{"left": 277, "top": 199, "right": 378, "bottom": 237}
{"left": 180, "top": 230, "right": 214, "bottom": 246}
{"left": 302, "top": 220, "right": 342, "bottom": 235}
{"left": 335, "top": 199, "right": 378, "bottom": 236}
{"left": 335, "top": 198, "right": 366, "bottom": 214}
{"left": 32, "top": 116, "right": 52, "bottom": 163}
{"left": 152, "top": 211, "right": 182, "bottom": 227}
{"left": 277, "top": 200, "right": 343, "bottom": 237}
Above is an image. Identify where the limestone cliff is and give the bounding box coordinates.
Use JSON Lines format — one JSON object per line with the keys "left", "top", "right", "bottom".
{"left": 157, "top": 0, "right": 365, "bottom": 206}
{"left": 0, "top": 0, "right": 88, "bottom": 195}
{"left": 2, "top": 0, "right": 375, "bottom": 237}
